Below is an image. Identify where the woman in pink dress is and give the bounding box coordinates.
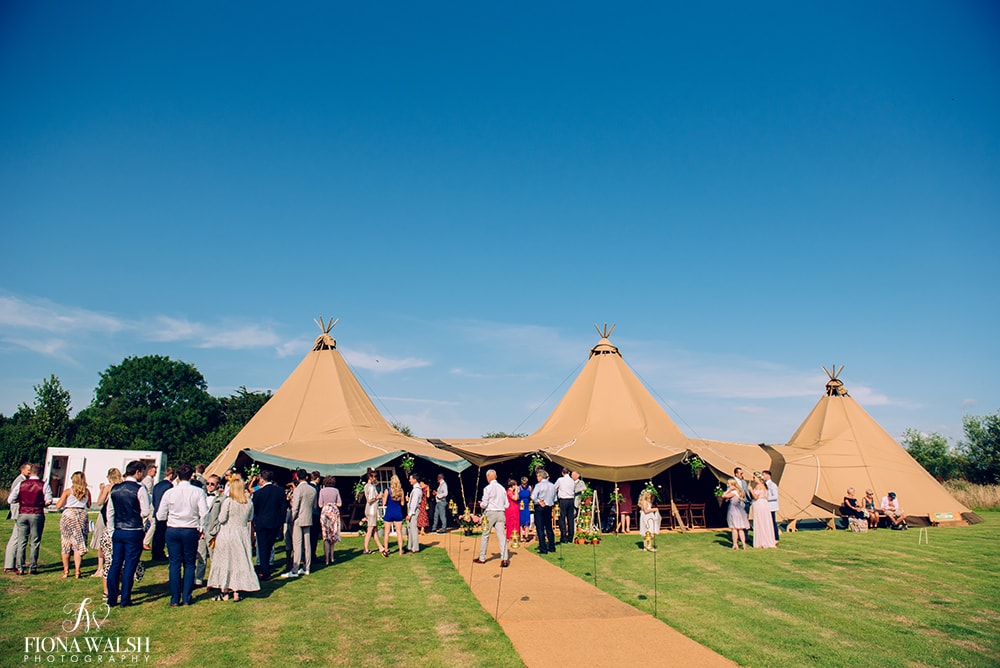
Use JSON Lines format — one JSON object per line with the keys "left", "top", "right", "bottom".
{"left": 505, "top": 479, "right": 521, "bottom": 542}
{"left": 417, "top": 480, "right": 430, "bottom": 535}
{"left": 751, "top": 473, "right": 776, "bottom": 549}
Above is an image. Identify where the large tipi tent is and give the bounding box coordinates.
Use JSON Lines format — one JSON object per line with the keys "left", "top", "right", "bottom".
{"left": 776, "top": 367, "right": 980, "bottom": 527}
{"left": 447, "top": 325, "right": 719, "bottom": 482}
{"left": 205, "top": 319, "right": 470, "bottom": 477}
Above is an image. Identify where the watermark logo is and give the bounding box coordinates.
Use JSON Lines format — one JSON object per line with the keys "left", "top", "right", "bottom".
{"left": 21, "top": 598, "right": 152, "bottom": 664}
{"left": 61, "top": 597, "right": 111, "bottom": 633}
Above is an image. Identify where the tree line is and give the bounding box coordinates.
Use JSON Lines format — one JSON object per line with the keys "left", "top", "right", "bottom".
{"left": 902, "top": 412, "right": 1000, "bottom": 485}
{"left": 0, "top": 355, "right": 271, "bottom": 485}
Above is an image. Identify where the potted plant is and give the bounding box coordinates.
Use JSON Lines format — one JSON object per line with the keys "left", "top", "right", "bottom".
{"left": 714, "top": 483, "right": 726, "bottom": 507}
{"left": 688, "top": 456, "right": 705, "bottom": 479}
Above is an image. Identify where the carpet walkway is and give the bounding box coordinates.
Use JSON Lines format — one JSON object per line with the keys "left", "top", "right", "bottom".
{"left": 435, "top": 532, "right": 737, "bottom": 667}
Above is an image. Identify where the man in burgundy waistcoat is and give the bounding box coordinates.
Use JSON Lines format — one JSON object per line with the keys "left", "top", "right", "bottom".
{"left": 7, "top": 463, "right": 52, "bottom": 574}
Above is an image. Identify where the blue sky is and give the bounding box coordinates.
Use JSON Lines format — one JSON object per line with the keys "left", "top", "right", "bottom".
{"left": 1, "top": 2, "right": 998, "bottom": 447}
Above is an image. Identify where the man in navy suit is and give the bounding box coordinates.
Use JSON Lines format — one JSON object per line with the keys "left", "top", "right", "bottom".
{"left": 150, "top": 468, "right": 176, "bottom": 561}
{"left": 252, "top": 469, "right": 287, "bottom": 580}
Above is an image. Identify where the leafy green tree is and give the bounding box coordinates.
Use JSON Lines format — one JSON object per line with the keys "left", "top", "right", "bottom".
{"left": 392, "top": 422, "right": 413, "bottom": 437}
{"left": 191, "top": 387, "right": 272, "bottom": 465}
{"left": 901, "top": 429, "right": 961, "bottom": 481}
{"left": 482, "top": 431, "right": 527, "bottom": 438}
{"left": 0, "top": 375, "right": 73, "bottom": 484}
{"left": 78, "top": 355, "right": 222, "bottom": 464}
{"left": 959, "top": 409, "right": 1000, "bottom": 484}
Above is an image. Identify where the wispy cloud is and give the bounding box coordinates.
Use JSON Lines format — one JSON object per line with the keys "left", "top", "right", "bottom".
{"left": 2, "top": 336, "right": 78, "bottom": 363}
{"left": 342, "top": 349, "right": 431, "bottom": 372}
{"left": 0, "top": 294, "right": 125, "bottom": 334}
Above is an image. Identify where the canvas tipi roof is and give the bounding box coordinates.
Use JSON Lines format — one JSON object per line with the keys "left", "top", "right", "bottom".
{"left": 444, "top": 326, "right": 694, "bottom": 482}
{"left": 205, "top": 320, "right": 470, "bottom": 477}
{"left": 775, "top": 367, "right": 978, "bottom": 526}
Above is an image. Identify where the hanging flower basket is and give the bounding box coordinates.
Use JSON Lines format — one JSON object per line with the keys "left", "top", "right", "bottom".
{"left": 688, "top": 456, "right": 705, "bottom": 480}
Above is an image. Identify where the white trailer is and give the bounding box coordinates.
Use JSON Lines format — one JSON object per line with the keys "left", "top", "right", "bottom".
{"left": 43, "top": 447, "right": 166, "bottom": 506}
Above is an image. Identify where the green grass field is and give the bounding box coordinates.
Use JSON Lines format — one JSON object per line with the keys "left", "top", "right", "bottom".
{"left": 1, "top": 514, "right": 997, "bottom": 667}
{"left": 543, "top": 512, "right": 1000, "bottom": 667}
{"left": 0, "top": 521, "right": 521, "bottom": 667}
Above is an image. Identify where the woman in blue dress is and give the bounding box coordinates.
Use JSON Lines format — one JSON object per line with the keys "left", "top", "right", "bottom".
{"left": 381, "top": 475, "right": 405, "bottom": 556}
{"left": 518, "top": 477, "right": 532, "bottom": 543}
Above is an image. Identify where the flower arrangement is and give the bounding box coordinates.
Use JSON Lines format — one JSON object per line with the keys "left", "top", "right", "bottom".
{"left": 528, "top": 453, "right": 545, "bottom": 475}
{"left": 243, "top": 463, "right": 260, "bottom": 480}
{"left": 713, "top": 483, "right": 726, "bottom": 497}
{"left": 459, "top": 508, "right": 478, "bottom": 535}
{"left": 357, "top": 516, "right": 384, "bottom": 535}
{"left": 400, "top": 455, "right": 415, "bottom": 474}
{"left": 688, "top": 456, "right": 705, "bottom": 478}
{"left": 642, "top": 480, "right": 661, "bottom": 502}
{"left": 610, "top": 487, "right": 624, "bottom": 504}
{"left": 353, "top": 481, "right": 365, "bottom": 501}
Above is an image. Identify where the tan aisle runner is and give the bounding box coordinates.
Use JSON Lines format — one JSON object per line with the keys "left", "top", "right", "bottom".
{"left": 440, "top": 533, "right": 737, "bottom": 667}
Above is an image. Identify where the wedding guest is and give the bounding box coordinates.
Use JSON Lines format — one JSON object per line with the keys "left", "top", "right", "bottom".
{"left": 862, "top": 489, "right": 881, "bottom": 529}
{"left": 405, "top": 474, "right": 422, "bottom": 553}
{"left": 55, "top": 471, "right": 91, "bottom": 578}
{"left": 530, "top": 469, "right": 557, "bottom": 555}
{"left": 417, "top": 477, "right": 431, "bottom": 535}
{"left": 149, "top": 467, "right": 176, "bottom": 561}
{"left": 251, "top": 470, "right": 287, "bottom": 580}
{"left": 841, "top": 488, "right": 865, "bottom": 519}
{"left": 722, "top": 478, "right": 749, "bottom": 550}
{"left": 141, "top": 464, "right": 157, "bottom": 499}
{"left": 282, "top": 469, "right": 316, "bottom": 577}
{"left": 880, "top": 491, "right": 908, "bottom": 529}
{"left": 4, "top": 463, "right": 30, "bottom": 573}
{"left": 157, "top": 463, "right": 209, "bottom": 606}
{"left": 637, "top": 488, "right": 661, "bottom": 552}
{"left": 617, "top": 482, "right": 633, "bottom": 534}
{"left": 505, "top": 479, "right": 521, "bottom": 544}
{"left": 309, "top": 471, "right": 322, "bottom": 561}
{"left": 107, "top": 460, "right": 151, "bottom": 607}
{"left": 431, "top": 473, "right": 449, "bottom": 534}
{"left": 751, "top": 473, "right": 776, "bottom": 549}
{"left": 472, "top": 469, "right": 510, "bottom": 567}
{"left": 207, "top": 477, "right": 259, "bottom": 602}
{"left": 554, "top": 468, "right": 576, "bottom": 544}
{"left": 518, "top": 477, "right": 532, "bottom": 542}
{"left": 383, "top": 475, "right": 405, "bottom": 556}
{"left": 90, "top": 469, "right": 120, "bottom": 578}
{"left": 8, "top": 462, "right": 53, "bottom": 575}
{"left": 362, "top": 469, "right": 387, "bottom": 556}
{"left": 318, "top": 476, "right": 342, "bottom": 565}
{"left": 762, "top": 470, "right": 781, "bottom": 545}
{"left": 195, "top": 475, "right": 224, "bottom": 587}
{"left": 98, "top": 468, "right": 144, "bottom": 601}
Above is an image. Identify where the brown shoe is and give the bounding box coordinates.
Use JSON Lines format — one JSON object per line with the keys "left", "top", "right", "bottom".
{"left": 500, "top": 560, "right": 510, "bottom": 568}
{"left": 472, "top": 558, "right": 486, "bottom": 564}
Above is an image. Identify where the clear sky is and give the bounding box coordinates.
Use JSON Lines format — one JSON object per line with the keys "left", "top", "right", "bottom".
{"left": 1, "top": 2, "right": 998, "bottom": 447}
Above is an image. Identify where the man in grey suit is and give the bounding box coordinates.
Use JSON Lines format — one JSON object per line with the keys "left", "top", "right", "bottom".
{"left": 4, "top": 463, "right": 29, "bottom": 572}
{"left": 405, "top": 474, "right": 422, "bottom": 553}
{"left": 282, "top": 469, "right": 317, "bottom": 577}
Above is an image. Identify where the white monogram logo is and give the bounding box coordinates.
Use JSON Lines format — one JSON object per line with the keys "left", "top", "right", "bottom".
{"left": 62, "top": 598, "right": 112, "bottom": 633}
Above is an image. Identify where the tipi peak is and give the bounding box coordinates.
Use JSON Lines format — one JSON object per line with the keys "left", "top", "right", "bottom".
{"left": 822, "top": 364, "right": 849, "bottom": 397}
{"left": 312, "top": 316, "right": 339, "bottom": 351}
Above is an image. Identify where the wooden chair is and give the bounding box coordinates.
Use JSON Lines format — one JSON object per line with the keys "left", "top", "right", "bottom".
{"left": 688, "top": 503, "right": 706, "bottom": 528}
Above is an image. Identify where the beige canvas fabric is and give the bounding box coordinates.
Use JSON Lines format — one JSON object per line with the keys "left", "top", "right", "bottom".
{"left": 775, "top": 375, "right": 976, "bottom": 525}
{"left": 205, "top": 332, "right": 469, "bottom": 476}
{"left": 446, "top": 335, "right": 691, "bottom": 482}
{"left": 687, "top": 438, "right": 775, "bottom": 484}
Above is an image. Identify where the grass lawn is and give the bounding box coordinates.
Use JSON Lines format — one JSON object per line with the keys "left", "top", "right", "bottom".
{"left": 0, "top": 520, "right": 522, "bottom": 667}
{"left": 543, "top": 511, "right": 1000, "bottom": 667}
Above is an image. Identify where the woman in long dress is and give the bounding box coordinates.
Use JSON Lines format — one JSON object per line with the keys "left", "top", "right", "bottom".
{"left": 637, "top": 488, "right": 661, "bottom": 552}
{"left": 517, "top": 477, "right": 532, "bottom": 543}
{"left": 751, "top": 473, "right": 776, "bottom": 549}
{"left": 722, "top": 478, "right": 750, "bottom": 550}
{"left": 56, "top": 471, "right": 91, "bottom": 578}
{"left": 382, "top": 475, "right": 405, "bottom": 556}
{"left": 318, "top": 476, "right": 342, "bottom": 565}
{"left": 90, "top": 470, "right": 116, "bottom": 578}
{"left": 505, "top": 479, "right": 521, "bottom": 543}
{"left": 417, "top": 480, "right": 430, "bottom": 535}
{"left": 207, "top": 477, "right": 260, "bottom": 601}
{"left": 362, "top": 469, "right": 387, "bottom": 556}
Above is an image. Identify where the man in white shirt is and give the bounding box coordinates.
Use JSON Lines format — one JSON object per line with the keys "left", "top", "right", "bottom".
{"left": 405, "top": 474, "right": 423, "bottom": 553}
{"left": 553, "top": 468, "right": 576, "bottom": 544}
{"left": 472, "top": 469, "right": 509, "bottom": 567}
{"left": 4, "top": 463, "right": 30, "bottom": 573}
{"left": 762, "top": 470, "right": 780, "bottom": 545}
{"left": 880, "top": 491, "right": 908, "bottom": 529}
{"left": 431, "top": 473, "right": 449, "bottom": 534}
{"left": 156, "top": 463, "right": 209, "bottom": 606}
